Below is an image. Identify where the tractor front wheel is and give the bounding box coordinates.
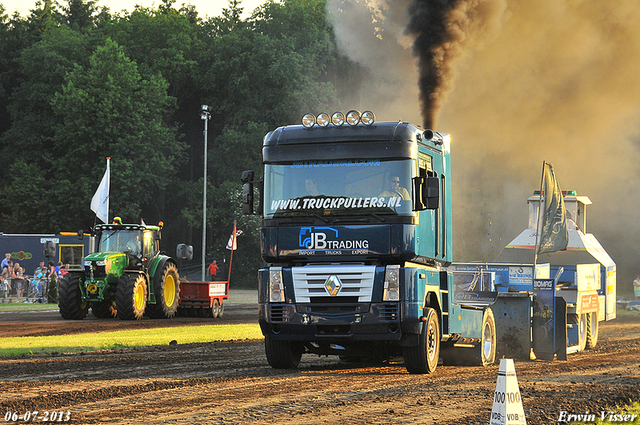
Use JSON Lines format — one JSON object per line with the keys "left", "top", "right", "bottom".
{"left": 58, "top": 273, "right": 88, "bottom": 320}
{"left": 116, "top": 273, "right": 147, "bottom": 320}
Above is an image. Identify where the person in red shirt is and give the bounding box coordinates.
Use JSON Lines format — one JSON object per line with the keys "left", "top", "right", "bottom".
{"left": 208, "top": 260, "right": 218, "bottom": 281}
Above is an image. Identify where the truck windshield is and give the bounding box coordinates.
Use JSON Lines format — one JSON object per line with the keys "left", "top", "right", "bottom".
{"left": 99, "top": 230, "right": 142, "bottom": 255}
{"left": 264, "top": 159, "right": 414, "bottom": 218}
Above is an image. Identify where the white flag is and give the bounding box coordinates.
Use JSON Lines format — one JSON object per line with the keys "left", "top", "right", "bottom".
{"left": 226, "top": 229, "right": 243, "bottom": 250}
{"left": 91, "top": 158, "right": 110, "bottom": 223}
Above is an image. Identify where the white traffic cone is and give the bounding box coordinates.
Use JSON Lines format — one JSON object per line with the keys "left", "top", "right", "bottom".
{"left": 489, "top": 359, "right": 526, "bottom": 425}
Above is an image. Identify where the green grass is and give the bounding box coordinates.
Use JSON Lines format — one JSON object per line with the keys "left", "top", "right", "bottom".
{"left": 0, "top": 289, "right": 258, "bottom": 312}
{"left": 0, "top": 323, "right": 263, "bottom": 357}
{"left": 0, "top": 302, "right": 59, "bottom": 312}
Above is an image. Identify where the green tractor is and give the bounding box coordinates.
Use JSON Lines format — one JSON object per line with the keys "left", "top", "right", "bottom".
{"left": 58, "top": 219, "right": 180, "bottom": 320}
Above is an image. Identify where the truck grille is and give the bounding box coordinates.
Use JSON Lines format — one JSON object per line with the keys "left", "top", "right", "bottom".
{"left": 269, "top": 304, "right": 293, "bottom": 322}
{"left": 292, "top": 265, "right": 375, "bottom": 303}
{"left": 379, "top": 304, "right": 398, "bottom": 321}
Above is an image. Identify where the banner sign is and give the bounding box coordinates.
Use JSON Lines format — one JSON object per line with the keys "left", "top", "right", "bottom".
{"left": 277, "top": 225, "right": 390, "bottom": 257}
{"left": 532, "top": 278, "right": 556, "bottom": 360}
{"left": 271, "top": 196, "right": 404, "bottom": 212}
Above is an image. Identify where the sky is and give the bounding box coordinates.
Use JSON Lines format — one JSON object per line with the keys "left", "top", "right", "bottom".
{"left": 2, "top": 0, "right": 266, "bottom": 18}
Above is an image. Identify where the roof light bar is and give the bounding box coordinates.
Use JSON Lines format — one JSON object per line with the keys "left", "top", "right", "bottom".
{"left": 301, "top": 111, "right": 375, "bottom": 128}
{"left": 361, "top": 111, "right": 375, "bottom": 126}
{"left": 302, "top": 113, "right": 316, "bottom": 128}
{"left": 346, "top": 110, "right": 361, "bottom": 126}
{"left": 316, "top": 112, "right": 330, "bottom": 127}
{"left": 331, "top": 112, "right": 345, "bottom": 126}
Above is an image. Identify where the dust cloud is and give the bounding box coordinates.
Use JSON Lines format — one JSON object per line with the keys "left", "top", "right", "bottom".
{"left": 326, "top": 0, "right": 640, "bottom": 292}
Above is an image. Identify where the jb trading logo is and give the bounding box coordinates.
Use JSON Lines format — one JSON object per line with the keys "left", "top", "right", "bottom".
{"left": 298, "top": 227, "right": 369, "bottom": 251}
{"left": 299, "top": 227, "right": 338, "bottom": 249}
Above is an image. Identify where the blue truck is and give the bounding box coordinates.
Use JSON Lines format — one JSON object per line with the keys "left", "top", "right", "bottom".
{"left": 241, "top": 111, "right": 615, "bottom": 373}
{"left": 0, "top": 232, "right": 89, "bottom": 276}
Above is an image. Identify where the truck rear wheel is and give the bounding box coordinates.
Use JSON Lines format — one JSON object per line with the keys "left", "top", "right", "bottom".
{"left": 91, "top": 300, "right": 117, "bottom": 318}
{"left": 476, "top": 308, "right": 496, "bottom": 366}
{"left": 578, "top": 313, "right": 588, "bottom": 351}
{"left": 586, "top": 311, "right": 599, "bottom": 348}
{"left": 403, "top": 307, "right": 440, "bottom": 374}
{"left": 146, "top": 263, "right": 180, "bottom": 319}
{"left": 265, "top": 334, "right": 303, "bottom": 369}
{"left": 116, "top": 273, "right": 147, "bottom": 320}
{"left": 58, "top": 273, "right": 88, "bottom": 320}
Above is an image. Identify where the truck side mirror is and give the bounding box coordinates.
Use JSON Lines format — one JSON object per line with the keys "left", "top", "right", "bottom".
{"left": 176, "top": 243, "right": 193, "bottom": 260}
{"left": 242, "top": 170, "right": 255, "bottom": 215}
{"left": 44, "top": 240, "right": 57, "bottom": 258}
{"left": 412, "top": 177, "right": 425, "bottom": 211}
{"left": 176, "top": 244, "right": 193, "bottom": 260}
{"left": 422, "top": 176, "right": 440, "bottom": 210}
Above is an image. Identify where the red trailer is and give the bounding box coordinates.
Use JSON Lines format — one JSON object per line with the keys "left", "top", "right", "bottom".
{"left": 176, "top": 222, "right": 239, "bottom": 318}
{"left": 178, "top": 280, "right": 228, "bottom": 318}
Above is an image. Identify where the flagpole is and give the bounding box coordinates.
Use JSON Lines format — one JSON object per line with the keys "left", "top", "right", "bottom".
{"left": 533, "top": 161, "right": 546, "bottom": 280}
{"left": 105, "top": 157, "right": 110, "bottom": 223}
{"left": 227, "top": 220, "right": 237, "bottom": 284}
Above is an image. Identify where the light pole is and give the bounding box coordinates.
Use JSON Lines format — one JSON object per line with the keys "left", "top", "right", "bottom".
{"left": 200, "top": 105, "right": 212, "bottom": 281}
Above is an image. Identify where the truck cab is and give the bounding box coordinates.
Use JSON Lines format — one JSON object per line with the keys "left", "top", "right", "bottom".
{"left": 243, "top": 111, "right": 467, "bottom": 373}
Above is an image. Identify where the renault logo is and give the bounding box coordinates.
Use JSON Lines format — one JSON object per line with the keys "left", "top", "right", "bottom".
{"left": 324, "top": 275, "right": 342, "bottom": 296}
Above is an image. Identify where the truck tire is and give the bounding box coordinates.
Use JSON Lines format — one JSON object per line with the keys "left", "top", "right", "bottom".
{"left": 477, "top": 307, "right": 497, "bottom": 366}
{"left": 218, "top": 300, "right": 224, "bottom": 318}
{"left": 586, "top": 311, "right": 599, "bottom": 349}
{"left": 58, "top": 273, "right": 88, "bottom": 320}
{"left": 116, "top": 273, "right": 147, "bottom": 320}
{"left": 578, "top": 313, "right": 588, "bottom": 351}
{"left": 91, "top": 300, "right": 117, "bottom": 318}
{"left": 403, "top": 308, "right": 440, "bottom": 374}
{"left": 265, "top": 334, "right": 303, "bottom": 369}
{"left": 146, "top": 263, "right": 180, "bottom": 319}
{"left": 211, "top": 299, "right": 220, "bottom": 318}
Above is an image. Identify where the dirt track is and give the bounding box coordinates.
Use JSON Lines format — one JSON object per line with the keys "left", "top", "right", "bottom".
{"left": 1, "top": 305, "right": 640, "bottom": 425}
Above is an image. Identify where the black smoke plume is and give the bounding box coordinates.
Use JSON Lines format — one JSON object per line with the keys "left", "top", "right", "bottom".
{"left": 407, "top": 0, "right": 459, "bottom": 129}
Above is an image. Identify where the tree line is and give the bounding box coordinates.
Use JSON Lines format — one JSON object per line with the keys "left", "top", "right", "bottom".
{"left": 0, "top": 0, "right": 365, "bottom": 286}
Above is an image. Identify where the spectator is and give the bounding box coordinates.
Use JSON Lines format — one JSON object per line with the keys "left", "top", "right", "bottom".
{"left": 208, "top": 260, "right": 218, "bottom": 281}
{"left": 14, "top": 265, "right": 25, "bottom": 299}
{"left": 1, "top": 253, "right": 10, "bottom": 270}
{"left": 0, "top": 276, "right": 7, "bottom": 299}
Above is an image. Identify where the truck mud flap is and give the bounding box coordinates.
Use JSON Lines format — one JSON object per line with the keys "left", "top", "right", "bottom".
{"left": 493, "top": 293, "right": 532, "bottom": 360}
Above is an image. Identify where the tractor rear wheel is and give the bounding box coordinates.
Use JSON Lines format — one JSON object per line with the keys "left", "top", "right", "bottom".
{"left": 58, "top": 273, "right": 88, "bottom": 320}
{"left": 116, "top": 273, "right": 147, "bottom": 320}
{"left": 91, "top": 300, "right": 117, "bottom": 318}
{"left": 146, "top": 263, "right": 180, "bottom": 319}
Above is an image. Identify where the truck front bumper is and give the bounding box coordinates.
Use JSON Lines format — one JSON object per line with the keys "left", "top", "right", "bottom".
{"left": 259, "top": 302, "right": 422, "bottom": 343}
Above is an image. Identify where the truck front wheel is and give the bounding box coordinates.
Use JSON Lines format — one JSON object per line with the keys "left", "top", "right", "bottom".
{"left": 116, "top": 273, "right": 147, "bottom": 320}
{"left": 403, "top": 307, "right": 440, "bottom": 374}
{"left": 58, "top": 273, "right": 88, "bottom": 320}
{"left": 146, "top": 263, "right": 180, "bottom": 319}
{"left": 265, "top": 334, "right": 303, "bottom": 369}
